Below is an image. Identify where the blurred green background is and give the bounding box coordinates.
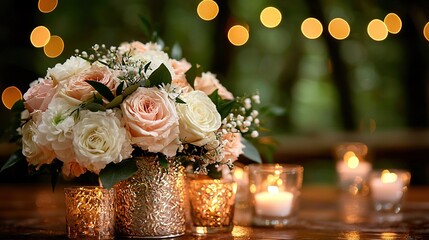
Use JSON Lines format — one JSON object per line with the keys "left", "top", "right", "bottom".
{"left": 1, "top": 0, "right": 429, "bottom": 185}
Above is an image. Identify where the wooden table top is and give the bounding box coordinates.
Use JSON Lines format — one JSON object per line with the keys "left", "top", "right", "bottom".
{"left": 0, "top": 183, "right": 428, "bottom": 239}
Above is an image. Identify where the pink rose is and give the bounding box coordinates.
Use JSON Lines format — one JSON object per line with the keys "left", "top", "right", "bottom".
{"left": 61, "top": 64, "right": 117, "bottom": 102}
{"left": 121, "top": 87, "right": 180, "bottom": 156}
{"left": 222, "top": 132, "right": 244, "bottom": 163}
{"left": 194, "top": 72, "right": 234, "bottom": 100}
{"left": 23, "top": 78, "right": 57, "bottom": 113}
{"left": 62, "top": 161, "right": 87, "bottom": 180}
{"left": 172, "top": 75, "right": 193, "bottom": 93}
{"left": 171, "top": 59, "right": 192, "bottom": 76}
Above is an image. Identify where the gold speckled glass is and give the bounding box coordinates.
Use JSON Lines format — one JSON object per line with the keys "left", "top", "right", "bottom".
{"left": 64, "top": 186, "right": 115, "bottom": 239}
{"left": 114, "top": 157, "right": 186, "bottom": 238}
{"left": 188, "top": 178, "right": 237, "bottom": 235}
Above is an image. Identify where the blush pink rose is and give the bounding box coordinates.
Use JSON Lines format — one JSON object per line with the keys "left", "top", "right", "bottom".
{"left": 171, "top": 59, "right": 192, "bottom": 76}
{"left": 172, "top": 75, "right": 193, "bottom": 93}
{"left": 194, "top": 72, "right": 234, "bottom": 100}
{"left": 121, "top": 87, "right": 180, "bottom": 156}
{"left": 61, "top": 64, "right": 117, "bottom": 102}
{"left": 61, "top": 161, "right": 87, "bottom": 180}
{"left": 23, "top": 78, "right": 57, "bottom": 113}
{"left": 222, "top": 132, "right": 245, "bottom": 163}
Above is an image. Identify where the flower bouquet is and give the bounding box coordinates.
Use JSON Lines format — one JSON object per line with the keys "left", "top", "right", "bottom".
{"left": 1, "top": 40, "right": 263, "bottom": 189}
{"left": 1, "top": 39, "right": 267, "bottom": 238}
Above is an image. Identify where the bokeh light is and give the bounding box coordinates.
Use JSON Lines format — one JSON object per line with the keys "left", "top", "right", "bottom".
{"left": 260, "top": 7, "right": 282, "bottom": 28}
{"left": 44, "top": 35, "right": 64, "bottom": 58}
{"left": 197, "top": 0, "right": 219, "bottom": 21}
{"left": 2, "top": 86, "right": 22, "bottom": 110}
{"left": 30, "top": 26, "right": 51, "bottom": 48}
{"left": 384, "top": 13, "right": 402, "bottom": 34}
{"left": 328, "top": 18, "right": 350, "bottom": 40}
{"left": 301, "top": 18, "right": 323, "bottom": 39}
{"left": 227, "top": 25, "right": 249, "bottom": 46}
{"left": 38, "top": 0, "right": 58, "bottom": 13}
{"left": 367, "top": 19, "right": 388, "bottom": 41}
{"left": 424, "top": 22, "right": 429, "bottom": 41}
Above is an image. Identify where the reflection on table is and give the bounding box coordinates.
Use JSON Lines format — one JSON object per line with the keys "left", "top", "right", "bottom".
{"left": 0, "top": 184, "right": 429, "bottom": 239}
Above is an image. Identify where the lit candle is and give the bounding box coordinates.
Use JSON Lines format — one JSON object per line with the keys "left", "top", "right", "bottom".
{"left": 336, "top": 151, "right": 372, "bottom": 181}
{"left": 254, "top": 186, "right": 293, "bottom": 217}
{"left": 370, "top": 170, "right": 403, "bottom": 202}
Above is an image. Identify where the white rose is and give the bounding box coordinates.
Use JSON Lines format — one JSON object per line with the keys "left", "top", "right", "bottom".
{"left": 131, "top": 49, "right": 175, "bottom": 78}
{"left": 176, "top": 90, "right": 221, "bottom": 146}
{"left": 37, "top": 97, "right": 76, "bottom": 163}
{"left": 47, "top": 56, "right": 91, "bottom": 82}
{"left": 73, "top": 110, "right": 132, "bottom": 173}
{"left": 21, "top": 112, "right": 56, "bottom": 169}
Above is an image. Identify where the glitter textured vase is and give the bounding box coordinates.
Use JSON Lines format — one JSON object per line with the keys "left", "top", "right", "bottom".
{"left": 114, "top": 156, "right": 186, "bottom": 238}
{"left": 64, "top": 186, "right": 115, "bottom": 239}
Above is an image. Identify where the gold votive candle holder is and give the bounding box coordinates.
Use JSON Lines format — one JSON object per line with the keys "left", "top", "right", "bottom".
{"left": 188, "top": 178, "right": 237, "bottom": 235}
{"left": 64, "top": 186, "right": 115, "bottom": 239}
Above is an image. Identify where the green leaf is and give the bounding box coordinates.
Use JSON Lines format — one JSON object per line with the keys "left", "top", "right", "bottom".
{"left": 144, "top": 62, "right": 151, "bottom": 73}
{"left": 148, "top": 63, "right": 172, "bottom": 87}
{"left": 116, "top": 81, "right": 124, "bottom": 96}
{"left": 209, "top": 90, "right": 236, "bottom": 119}
{"left": 11, "top": 99, "right": 25, "bottom": 113}
{"left": 186, "top": 64, "right": 202, "bottom": 87}
{"left": 207, "top": 164, "right": 222, "bottom": 179}
{"left": 105, "top": 95, "right": 123, "bottom": 109}
{"left": 171, "top": 43, "right": 182, "bottom": 60}
{"left": 219, "top": 100, "right": 236, "bottom": 119}
{"left": 93, "top": 94, "right": 103, "bottom": 105}
{"left": 84, "top": 102, "right": 106, "bottom": 112}
{"left": 138, "top": 15, "right": 153, "bottom": 40}
{"left": 99, "top": 158, "right": 138, "bottom": 189}
{"left": 159, "top": 155, "right": 169, "bottom": 173}
{"left": 122, "top": 83, "right": 140, "bottom": 97}
{"left": 0, "top": 150, "right": 23, "bottom": 172}
{"left": 50, "top": 159, "right": 63, "bottom": 192}
{"left": 175, "top": 97, "right": 186, "bottom": 104}
{"left": 86, "top": 80, "right": 115, "bottom": 101}
{"left": 241, "top": 138, "right": 262, "bottom": 163}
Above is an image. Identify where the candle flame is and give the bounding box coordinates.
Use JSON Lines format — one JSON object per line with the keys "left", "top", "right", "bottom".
{"left": 267, "top": 186, "right": 279, "bottom": 194}
{"left": 381, "top": 170, "right": 397, "bottom": 183}
{"left": 233, "top": 167, "right": 243, "bottom": 180}
{"left": 347, "top": 156, "right": 360, "bottom": 169}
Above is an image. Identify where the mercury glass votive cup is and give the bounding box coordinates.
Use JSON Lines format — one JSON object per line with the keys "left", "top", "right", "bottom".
{"left": 64, "top": 186, "right": 115, "bottom": 239}
{"left": 369, "top": 169, "right": 411, "bottom": 214}
{"left": 188, "top": 178, "right": 237, "bottom": 235}
{"left": 335, "top": 142, "right": 372, "bottom": 195}
{"left": 248, "top": 164, "right": 304, "bottom": 227}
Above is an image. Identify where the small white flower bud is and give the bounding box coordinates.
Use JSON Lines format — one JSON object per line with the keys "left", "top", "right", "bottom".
{"left": 251, "top": 130, "right": 259, "bottom": 138}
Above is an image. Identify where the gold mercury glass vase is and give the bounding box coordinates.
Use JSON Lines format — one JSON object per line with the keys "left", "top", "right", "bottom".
{"left": 114, "top": 156, "right": 186, "bottom": 238}
{"left": 64, "top": 186, "right": 115, "bottom": 239}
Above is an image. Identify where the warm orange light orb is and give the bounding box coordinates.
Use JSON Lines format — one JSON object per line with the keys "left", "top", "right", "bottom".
{"left": 367, "top": 19, "right": 388, "bottom": 41}
{"left": 228, "top": 25, "right": 249, "bottom": 46}
{"left": 30, "top": 26, "right": 51, "bottom": 48}
{"left": 260, "top": 7, "right": 282, "bottom": 28}
{"left": 197, "top": 0, "right": 219, "bottom": 21}
{"left": 328, "top": 18, "right": 350, "bottom": 40}
{"left": 384, "top": 13, "right": 402, "bottom": 34}
{"left": 424, "top": 22, "right": 429, "bottom": 42}
{"left": 301, "top": 18, "right": 323, "bottom": 39}
{"left": 38, "top": 0, "right": 58, "bottom": 13}
{"left": 44, "top": 35, "right": 64, "bottom": 58}
{"left": 2, "top": 86, "right": 22, "bottom": 110}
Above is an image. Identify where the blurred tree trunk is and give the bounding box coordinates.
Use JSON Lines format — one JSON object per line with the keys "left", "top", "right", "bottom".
{"left": 304, "top": 0, "right": 356, "bottom": 131}
{"left": 401, "top": 4, "right": 429, "bottom": 129}
{"left": 211, "top": 0, "right": 233, "bottom": 78}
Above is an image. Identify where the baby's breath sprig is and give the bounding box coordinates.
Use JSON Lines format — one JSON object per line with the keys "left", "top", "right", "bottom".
{"left": 221, "top": 92, "right": 261, "bottom": 139}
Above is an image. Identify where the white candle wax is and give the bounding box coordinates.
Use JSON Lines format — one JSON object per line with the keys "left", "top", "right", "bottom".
{"left": 254, "top": 190, "right": 293, "bottom": 217}
{"left": 370, "top": 173, "right": 403, "bottom": 202}
{"left": 336, "top": 161, "right": 372, "bottom": 182}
